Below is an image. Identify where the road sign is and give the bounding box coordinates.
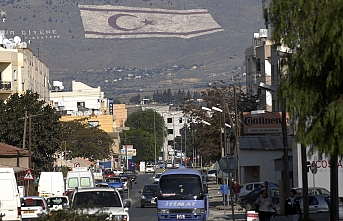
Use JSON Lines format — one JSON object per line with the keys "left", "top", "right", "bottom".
{"left": 121, "top": 148, "right": 137, "bottom": 156}
{"left": 311, "top": 161, "right": 317, "bottom": 174}
{"left": 74, "top": 162, "right": 80, "bottom": 167}
{"left": 23, "top": 168, "right": 34, "bottom": 180}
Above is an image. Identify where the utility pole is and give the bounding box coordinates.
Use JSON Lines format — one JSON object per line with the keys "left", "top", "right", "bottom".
{"left": 28, "top": 114, "right": 32, "bottom": 169}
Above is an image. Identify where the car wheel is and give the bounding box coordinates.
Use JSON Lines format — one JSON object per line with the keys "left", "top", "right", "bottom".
{"left": 141, "top": 204, "right": 145, "bottom": 208}
{"left": 245, "top": 202, "right": 253, "bottom": 211}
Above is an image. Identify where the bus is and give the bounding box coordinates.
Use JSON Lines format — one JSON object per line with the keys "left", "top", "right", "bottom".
{"left": 157, "top": 166, "right": 209, "bottom": 221}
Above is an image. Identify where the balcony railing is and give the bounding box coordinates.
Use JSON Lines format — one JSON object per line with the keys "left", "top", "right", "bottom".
{"left": 0, "top": 81, "right": 12, "bottom": 90}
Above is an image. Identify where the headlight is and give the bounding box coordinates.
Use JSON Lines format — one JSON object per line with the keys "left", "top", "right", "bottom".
{"left": 141, "top": 195, "right": 146, "bottom": 199}
{"left": 192, "top": 208, "right": 205, "bottom": 214}
{"left": 114, "top": 215, "right": 127, "bottom": 221}
{"left": 157, "top": 209, "right": 169, "bottom": 214}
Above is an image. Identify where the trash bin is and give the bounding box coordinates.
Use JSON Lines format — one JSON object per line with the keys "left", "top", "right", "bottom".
{"left": 246, "top": 211, "right": 259, "bottom": 221}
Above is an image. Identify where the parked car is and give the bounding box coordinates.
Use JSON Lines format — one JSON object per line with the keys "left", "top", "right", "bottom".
{"left": 153, "top": 173, "right": 162, "bottom": 183}
{"left": 21, "top": 196, "right": 49, "bottom": 220}
{"left": 293, "top": 187, "right": 330, "bottom": 196}
{"left": 145, "top": 166, "right": 155, "bottom": 173}
{"left": 46, "top": 196, "right": 69, "bottom": 211}
{"left": 239, "top": 188, "right": 279, "bottom": 211}
{"left": 95, "top": 182, "right": 109, "bottom": 187}
{"left": 69, "top": 187, "right": 131, "bottom": 220}
{"left": 206, "top": 169, "right": 218, "bottom": 182}
{"left": 274, "top": 195, "right": 330, "bottom": 214}
{"left": 119, "top": 175, "right": 132, "bottom": 191}
{"left": 239, "top": 182, "right": 278, "bottom": 197}
{"left": 139, "top": 184, "right": 158, "bottom": 208}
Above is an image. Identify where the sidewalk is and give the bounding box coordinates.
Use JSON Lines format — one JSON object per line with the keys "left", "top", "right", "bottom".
{"left": 207, "top": 182, "right": 290, "bottom": 221}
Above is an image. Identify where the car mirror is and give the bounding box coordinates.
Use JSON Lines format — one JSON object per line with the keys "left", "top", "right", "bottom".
{"left": 139, "top": 191, "right": 142, "bottom": 194}
{"left": 123, "top": 199, "right": 131, "bottom": 208}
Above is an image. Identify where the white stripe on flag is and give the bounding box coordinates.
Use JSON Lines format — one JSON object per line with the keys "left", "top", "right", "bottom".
{"left": 79, "top": 5, "right": 224, "bottom": 39}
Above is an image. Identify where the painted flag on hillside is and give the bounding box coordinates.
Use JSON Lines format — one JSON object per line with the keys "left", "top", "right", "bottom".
{"left": 78, "top": 5, "right": 224, "bottom": 39}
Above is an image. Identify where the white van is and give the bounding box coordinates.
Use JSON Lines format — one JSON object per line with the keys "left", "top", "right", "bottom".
{"left": 38, "top": 172, "right": 65, "bottom": 198}
{"left": 0, "top": 167, "right": 22, "bottom": 221}
{"left": 65, "top": 167, "right": 95, "bottom": 193}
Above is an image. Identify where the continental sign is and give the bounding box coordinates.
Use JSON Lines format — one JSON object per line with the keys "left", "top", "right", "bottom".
{"left": 243, "top": 112, "right": 292, "bottom": 135}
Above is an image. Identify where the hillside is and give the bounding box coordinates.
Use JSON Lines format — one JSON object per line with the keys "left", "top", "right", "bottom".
{"left": 0, "top": 0, "right": 264, "bottom": 101}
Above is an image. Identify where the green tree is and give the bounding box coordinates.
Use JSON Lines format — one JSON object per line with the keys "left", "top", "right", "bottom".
{"left": 121, "top": 128, "right": 155, "bottom": 162}
{"left": 264, "top": 1, "right": 343, "bottom": 219}
{"left": 0, "top": 91, "right": 63, "bottom": 172}
{"left": 60, "top": 119, "right": 114, "bottom": 161}
{"left": 124, "top": 109, "right": 167, "bottom": 162}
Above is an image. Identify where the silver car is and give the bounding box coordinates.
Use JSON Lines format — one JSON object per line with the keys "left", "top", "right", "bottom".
{"left": 275, "top": 195, "right": 330, "bottom": 214}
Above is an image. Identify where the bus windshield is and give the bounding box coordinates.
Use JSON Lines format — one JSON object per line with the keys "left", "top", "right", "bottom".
{"left": 158, "top": 174, "right": 204, "bottom": 200}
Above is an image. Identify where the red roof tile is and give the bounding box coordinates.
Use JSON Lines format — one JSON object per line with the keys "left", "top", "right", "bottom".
{"left": 0, "top": 142, "right": 29, "bottom": 156}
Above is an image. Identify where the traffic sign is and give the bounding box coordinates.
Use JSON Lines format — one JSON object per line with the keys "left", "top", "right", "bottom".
{"left": 23, "top": 168, "right": 34, "bottom": 180}
{"left": 311, "top": 161, "right": 317, "bottom": 174}
{"left": 74, "top": 162, "right": 80, "bottom": 167}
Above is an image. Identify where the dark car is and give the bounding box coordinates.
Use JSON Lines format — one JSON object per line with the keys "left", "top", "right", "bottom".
{"left": 121, "top": 170, "right": 137, "bottom": 183}
{"left": 139, "top": 184, "right": 158, "bottom": 208}
{"left": 239, "top": 188, "right": 279, "bottom": 211}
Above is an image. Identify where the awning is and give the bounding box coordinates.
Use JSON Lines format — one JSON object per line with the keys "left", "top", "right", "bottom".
{"left": 239, "top": 136, "right": 294, "bottom": 150}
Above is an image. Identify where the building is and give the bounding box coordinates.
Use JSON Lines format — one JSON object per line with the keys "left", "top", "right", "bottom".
{"left": 0, "top": 142, "right": 29, "bottom": 187}
{"left": 0, "top": 31, "right": 49, "bottom": 102}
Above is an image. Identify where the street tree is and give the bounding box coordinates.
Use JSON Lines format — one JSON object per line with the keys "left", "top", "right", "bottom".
{"left": 0, "top": 91, "right": 63, "bottom": 172}
{"left": 263, "top": 0, "right": 343, "bottom": 219}
{"left": 61, "top": 119, "right": 114, "bottom": 161}
{"left": 124, "top": 109, "right": 167, "bottom": 154}
{"left": 180, "top": 81, "right": 257, "bottom": 163}
{"left": 120, "top": 128, "right": 155, "bottom": 163}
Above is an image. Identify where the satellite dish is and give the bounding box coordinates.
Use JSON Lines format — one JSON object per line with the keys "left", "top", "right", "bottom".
{"left": 5, "top": 42, "right": 13, "bottom": 49}
{"left": 20, "top": 42, "right": 27, "bottom": 48}
{"left": 13, "top": 36, "right": 21, "bottom": 44}
{"left": 3, "top": 38, "right": 9, "bottom": 44}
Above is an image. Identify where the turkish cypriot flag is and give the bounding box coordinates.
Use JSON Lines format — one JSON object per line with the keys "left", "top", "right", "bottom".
{"left": 78, "top": 5, "right": 224, "bottom": 39}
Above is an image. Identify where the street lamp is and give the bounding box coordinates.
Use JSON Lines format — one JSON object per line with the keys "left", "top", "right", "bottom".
{"left": 258, "top": 81, "right": 289, "bottom": 216}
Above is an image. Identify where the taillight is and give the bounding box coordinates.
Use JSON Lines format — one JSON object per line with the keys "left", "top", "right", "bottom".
{"left": 18, "top": 207, "right": 21, "bottom": 217}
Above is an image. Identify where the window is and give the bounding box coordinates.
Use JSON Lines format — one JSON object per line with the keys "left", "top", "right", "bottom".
{"left": 80, "top": 177, "right": 91, "bottom": 187}
{"left": 168, "top": 129, "right": 173, "bottom": 134}
{"left": 68, "top": 178, "right": 79, "bottom": 188}
{"left": 77, "top": 102, "right": 85, "bottom": 107}
{"left": 257, "top": 59, "right": 261, "bottom": 71}
{"left": 13, "top": 70, "right": 17, "bottom": 80}
{"left": 167, "top": 118, "right": 172, "bottom": 123}
{"left": 178, "top": 118, "right": 182, "bottom": 123}
{"left": 168, "top": 140, "right": 174, "bottom": 145}
{"left": 246, "top": 184, "right": 253, "bottom": 191}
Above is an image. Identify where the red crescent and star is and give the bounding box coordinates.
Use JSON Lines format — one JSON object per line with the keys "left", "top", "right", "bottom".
{"left": 108, "top": 14, "right": 154, "bottom": 31}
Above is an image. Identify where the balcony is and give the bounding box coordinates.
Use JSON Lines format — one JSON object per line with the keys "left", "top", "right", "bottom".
{"left": 0, "top": 81, "right": 11, "bottom": 90}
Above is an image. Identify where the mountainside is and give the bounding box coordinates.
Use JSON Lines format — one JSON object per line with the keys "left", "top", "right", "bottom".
{"left": 1, "top": 0, "right": 264, "bottom": 101}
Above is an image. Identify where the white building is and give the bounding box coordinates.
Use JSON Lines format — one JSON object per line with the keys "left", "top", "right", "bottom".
{"left": 50, "top": 80, "right": 108, "bottom": 116}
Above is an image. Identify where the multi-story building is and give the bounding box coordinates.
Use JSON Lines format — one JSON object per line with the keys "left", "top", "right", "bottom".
{"left": 0, "top": 31, "right": 49, "bottom": 102}
{"left": 245, "top": 28, "right": 274, "bottom": 112}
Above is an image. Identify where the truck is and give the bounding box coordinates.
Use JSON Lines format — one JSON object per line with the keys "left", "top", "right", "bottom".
{"left": 90, "top": 168, "right": 103, "bottom": 182}
{"left": 38, "top": 171, "right": 65, "bottom": 198}
{"left": 295, "top": 146, "right": 343, "bottom": 197}
{"left": 157, "top": 166, "right": 209, "bottom": 221}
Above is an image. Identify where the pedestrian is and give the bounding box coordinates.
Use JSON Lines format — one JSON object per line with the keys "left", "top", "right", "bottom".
{"left": 254, "top": 190, "right": 278, "bottom": 221}
{"left": 220, "top": 180, "right": 229, "bottom": 206}
{"left": 231, "top": 179, "right": 240, "bottom": 205}
{"left": 285, "top": 189, "right": 302, "bottom": 221}
{"left": 262, "top": 181, "right": 273, "bottom": 201}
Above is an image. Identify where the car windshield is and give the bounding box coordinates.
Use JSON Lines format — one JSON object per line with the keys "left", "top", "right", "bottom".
{"left": 144, "top": 185, "right": 158, "bottom": 193}
{"left": 47, "top": 197, "right": 68, "bottom": 205}
{"left": 73, "top": 191, "right": 121, "bottom": 208}
{"left": 158, "top": 174, "right": 204, "bottom": 200}
{"left": 22, "top": 198, "right": 44, "bottom": 207}
{"left": 106, "top": 177, "right": 121, "bottom": 183}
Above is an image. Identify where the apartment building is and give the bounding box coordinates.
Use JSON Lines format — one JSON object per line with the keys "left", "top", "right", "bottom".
{"left": 0, "top": 31, "right": 49, "bottom": 102}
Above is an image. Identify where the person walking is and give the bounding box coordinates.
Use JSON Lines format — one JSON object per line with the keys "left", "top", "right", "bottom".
{"left": 285, "top": 189, "right": 302, "bottom": 221}
{"left": 254, "top": 190, "right": 278, "bottom": 221}
{"left": 262, "top": 181, "right": 273, "bottom": 201}
{"left": 231, "top": 179, "right": 240, "bottom": 205}
{"left": 220, "top": 180, "right": 229, "bottom": 206}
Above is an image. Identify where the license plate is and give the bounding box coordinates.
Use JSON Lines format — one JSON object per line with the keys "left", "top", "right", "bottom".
{"left": 177, "top": 215, "right": 185, "bottom": 219}
{"left": 23, "top": 210, "right": 35, "bottom": 214}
